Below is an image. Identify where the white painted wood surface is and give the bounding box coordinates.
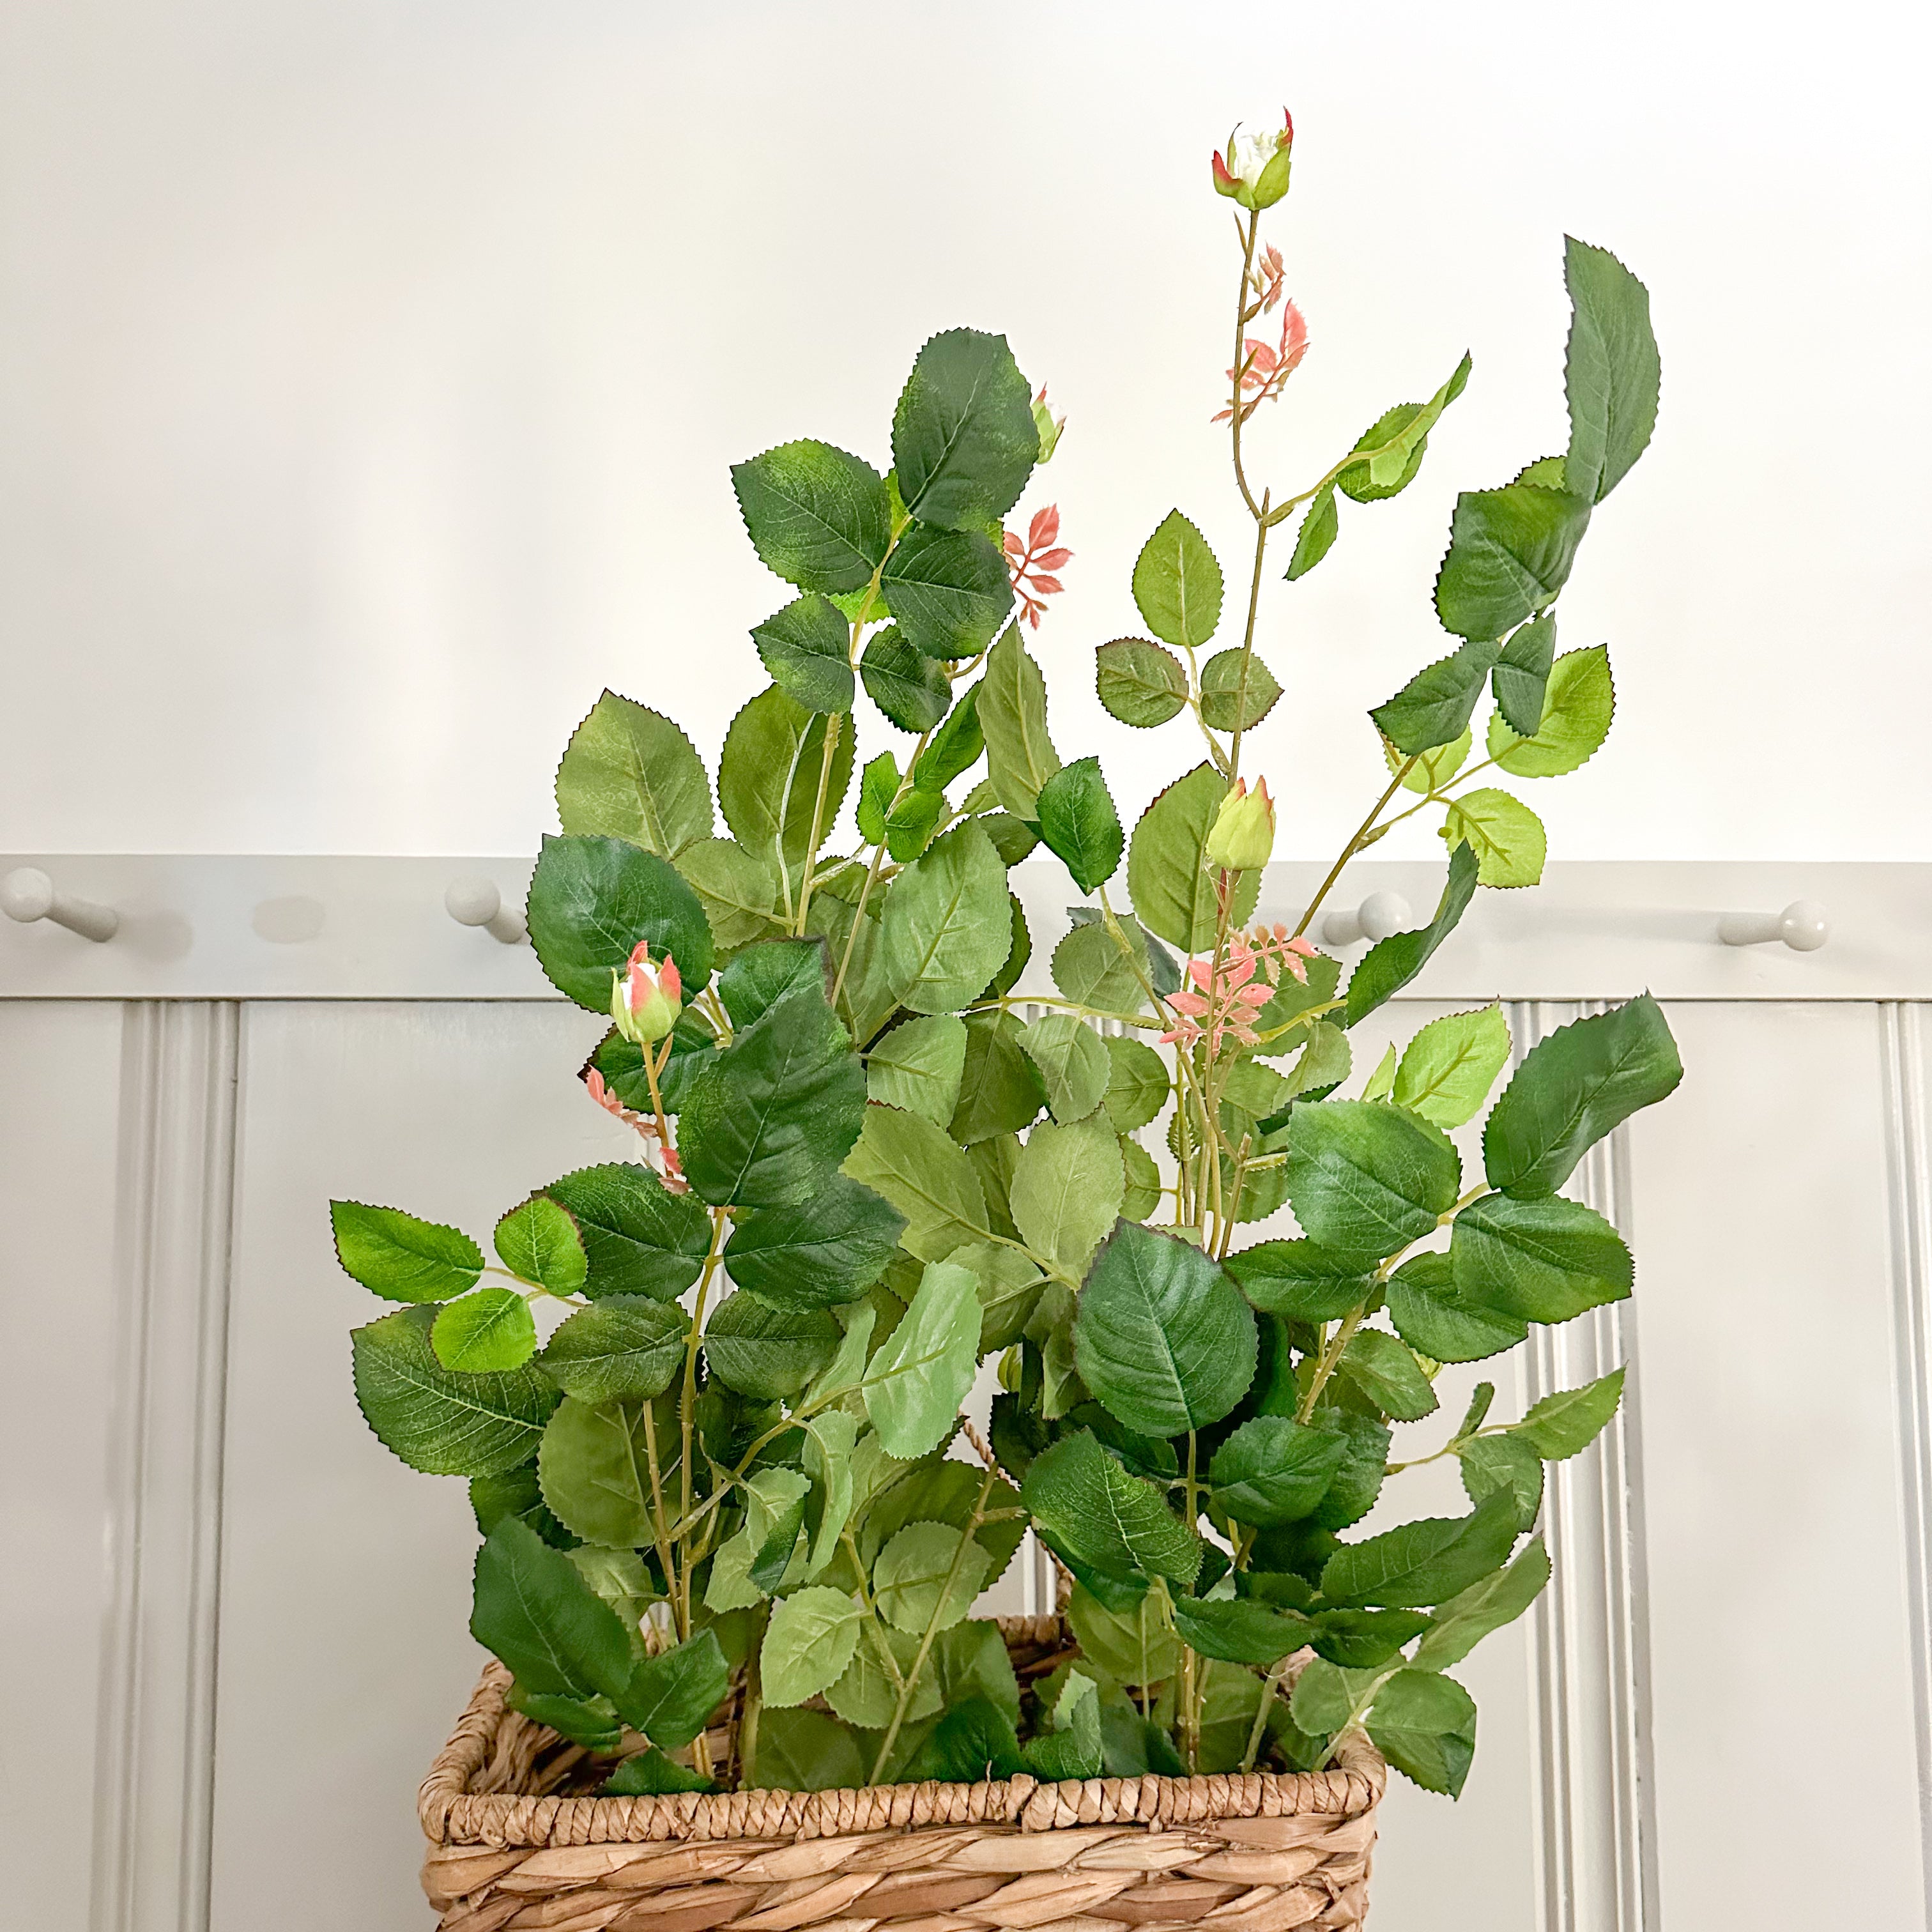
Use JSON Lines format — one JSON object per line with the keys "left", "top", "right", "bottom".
{"left": 3, "top": 859, "right": 1930, "bottom": 1932}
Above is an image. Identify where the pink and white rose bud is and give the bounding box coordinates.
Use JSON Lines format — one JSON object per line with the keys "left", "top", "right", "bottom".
{"left": 1204, "top": 776, "right": 1276, "bottom": 873}
{"left": 610, "top": 940, "right": 682, "bottom": 1045}
{"left": 1211, "top": 111, "right": 1294, "bottom": 210}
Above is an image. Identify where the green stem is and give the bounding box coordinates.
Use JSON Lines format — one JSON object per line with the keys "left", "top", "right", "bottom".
{"left": 1291, "top": 756, "right": 1419, "bottom": 940}
{"left": 676, "top": 1214, "right": 729, "bottom": 1633}
{"left": 1240, "top": 1655, "right": 1296, "bottom": 1775}
{"left": 640, "top": 1400, "right": 683, "bottom": 1640}
{"left": 792, "top": 711, "right": 843, "bottom": 935}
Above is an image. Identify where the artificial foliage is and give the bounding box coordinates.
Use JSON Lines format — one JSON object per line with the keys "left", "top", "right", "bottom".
{"left": 334, "top": 110, "right": 1678, "bottom": 1801}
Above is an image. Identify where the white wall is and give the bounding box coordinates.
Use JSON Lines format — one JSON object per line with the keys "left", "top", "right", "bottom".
{"left": 2, "top": 0, "right": 1926, "bottom": 861}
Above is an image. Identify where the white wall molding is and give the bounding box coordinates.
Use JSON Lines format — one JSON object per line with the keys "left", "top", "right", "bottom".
{"left": 91, "top": 1003, "right": 240, "bottom": 1932}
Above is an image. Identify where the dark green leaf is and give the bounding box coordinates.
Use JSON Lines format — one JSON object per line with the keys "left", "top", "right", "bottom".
{"left": 1562, "top": 238, "right": 1660, "bottom": 504}
{"left": 537, "top": 1296, "right": 686, "bottom": 1404}
{"left": 731, "top": 439, "right": 890, "bottom": 594}
{"left": 880, "top": 523, "right": 1013, "bottom": 659}
{"left": 1036, "top": 756, "right": 1123, "bottom": 894}
{"left": 352, "top": 1305, "right": 558, "bottom": 1476}
{"left": 1132, "top": 510, "right": 1223, "bottom": 649}
{"left": 1022, "top": 1429, "right": 1202, "bottom": 1588}
{"left": 555, "top": 690, "right": 713, "bottom": 858}
{"left": 1209, "top": 1416, "right": 1347, "bottom": 1526}
{"left": 602, "top": 1747, "right": 716, "bottom": 1795}
{"left": 1095, "top": 638, "right": 1188, "bottom": 726}
{"left": 471, "top": 1519, "right": 632, "bottom": 1701}
{"left": 1338, "top": 1328, "right": 1439, "bottom": 1422}
{"left": 1126, "top": 762, "right": 1261, "bottom": 951}
{"left": 880, "top": 822, "right": 1013, "bottom": 1015}
{"left": 1414, "top": 1536, "right": 1551, "bottom": 1670}
{"left": 507, "top": 1685, "right": 623, "bottom": 1751}
{"left": 723, "top": 1174, "right": 903, "bottom": 1308}
{"left": 1199, "top": 649, "right": 1282, "bottom": 732}
{"left": 755, "top": 1707, "right": 866, "bottom": 1790}
{"left": 1385, "top": 1250, "right": 1527, "bottom": 1363}
{"left": 1459, "top": 1433, "right": 1544, "bottom": 1529}
{"left": 1023, "top": 1669, "right": 1104, "bottom": 1781}
{"left": 860, "top": 627, "right": 950, "bottom": 732}
{"left": 1319, "top": 1489, "right": 1521, "bottom": 1607}
{"left": 1367, "top": 1668, "right": 1478, "bottom": 1797}
{"left": 1285, "top": 1101, "right": 1460, "bottom": 1262}
{"left": 906, "top": 1698, "right": 1027, "bottom": 1783}
{"left": 1492, "top": 616, "right": 1556, "bottom": 738}
{"left": 1372, "top": 639, "right": 1501, "bottom": 756}
{"left": 1075, "top": 1222, "right": 1257, "bottom": 1436}
{"left": 1452, "top": 1193, "right": 1632, "bottom": 1322}
{"left": 470, "top": 1465, "right": 574, "bottom": 1549}
{"left": 1169, "top": 1595, "right": 1314, "bottom": 1666}
{"left": 1285, "top": 486, "right": 1339, "bottom": 579}
{"left": 542, "top": 1164, "right": 710, "bottom": 1303}
{"left": 719, "top": 936, "right": 832, "bottom": 1031}
{"left": 615, "top": 1629, "right": 730, "bottom": 1750}
{"left": 752, "top": 594, "right": 855, "bottom": 714}
{"left": 703, "top": 1292, "right": 841, "bottom": 1399}
{"left": 585, "top": 1009, "right": 716, "bottom": 1117}
{"left": 1307, "top": 1607, "right": 1431, "bottom": 1669}
{"left": 1307, "top": 1409, "right": 1392, "bottom": 1531}
{"left": 1225, "top": 1239, "right": 1376, "bottom": 1322}
{"left": 892, "top": 328, "right": 1038, "bottom": 531}
{"left": 1434, "top": 484, "right": 1593, "bottom": 643}
{"left": 717, "top": 687, "right": 855, "bottom": 893}
{"left": 330, "top": 1201, "right": 482, "bottom": 1303}
{"left": 1487, "top": 644, "right": 1615, "bottom": 777}
{"left": 1482, "top": 995, "right": 1683, "bottom": 1197}
{"left": 527, "top": 833, "right": 715, "bottom": 1015}
{"left": 1344, "top": 844, "right": 1478, "bottom": 1027}
{"left": 915, "top": 685, "right": 986, "bottom": 791}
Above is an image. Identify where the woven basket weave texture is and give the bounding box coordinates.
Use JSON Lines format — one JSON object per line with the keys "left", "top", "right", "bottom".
{"left": 420, "top": 1616, "right": 1385, "bottom": 1932}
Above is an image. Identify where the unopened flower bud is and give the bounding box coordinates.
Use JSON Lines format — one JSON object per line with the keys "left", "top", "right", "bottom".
{"left": 1204, "top": 776, "right": 1276, "bottom": 872}
{"left": 1211, "top": 110, "right": 1294, "bottom": 211}
{"left": 1031, "top": 387, "right": 1066, "bottom": 464}
{"left": 610, "top": 940, "right": 682, "bottom": 1045}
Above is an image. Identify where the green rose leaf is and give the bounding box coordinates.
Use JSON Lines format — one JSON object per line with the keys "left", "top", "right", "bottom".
{"left": 1036, "top": 756, "right": 1124, "bottom": 895}
{"left": 508, "top": 1687, "right": 623, "bottom": 1752}
{"left": 1209, "top": 1416, "right": 1347, "bottom": 1526}
{"left": 1385, "top": 1251, "right": 1527, "bottom": 1363}
{"left": 880, "top": 822, "right": 1013, "bottom": 1015}
{"left": 1013, "top": 1116, "right": 1124, "bottom": 1273}
{"left": 1132, "top": 510, "right": 1223, "bottom": 649}
{"left": 1068, "top": 1583, "right": 1179, "bottom": 1685}
{"left": 352, "top": 1305, "right": 558, "bottom": 1476}
{"left": 762, "top": 1586, "right": 864, "bottom": 1707}
{"left": 542, "top": 1164, "right": 710, "bottom": 1302}
{"left": 537, "top": 1296, "right": 686, "bottom": 1404}
{"left": 1285, "top": 1100, "right": 1460, "bottom": 1262}
{"left": 1442, "top": 788, "right": 1546, "bottom": 888}
{"left": 1393, "top": 1006, "right": 1511, "bottom": 1129}
{"left": 1482, "top": 995, "right": 1683, "bottom": 1197}
{"left": 718, "top": 935, "right": 833, "bottom": 1031}
{"left": 1413, "top": 1536, "right": 1551, "bottom": 1672}
{"left": 1126, "top": 762, "right": 1262, "bottom": 951}
{"left": 675, "top": 838, "right": 779, "bottom": 954}
{"left": 1021, "top": 1429, "right": 1202, "bottom": 1588}
{"left": 868, "top": 1014, "right": 969, "bottom": 1124}
{"left": 862, "top": 1259, "right": 981, "bottom": 1458}
{"left": 555, "top": 691, "right": 713, "bottom": 859}
{"left": 1225, "top": 1239, "right": 1377, "bottom": 1322}
{"left": 431, "top": 1288, "right": 538, "bottom": 1374}
{"left": 908, "top": 1698, "right": 1028, "bottom": 1784}
{"left": 718, "top": 687, "right": 855, "bottom": 894}
{"left": 1344, "top": 843, "right": 1478, "bottom": 1027}
{"left": 1460, "top": 1433, "right": 1545, "bottom": 1530}
{"left": 1319, "top": 1489, "right": 1521, "bottom": 1608}
{"left": 1095, "top": 638, "right": 1189, "bottom": 727}
{"left": 892, "top": 328, "right": 1038, "bottom": 532}
{"left": 330, "top": 1201, "right": 482, "bottom": 1303}
{"left": 1117, "top": 1138, "right": 1162, "bottom": 1223}
{"left": 1050, "top": 919, "right": 1149, "bottom": 1018}
{"left": 1338, "top": 353, "right": 1473, "bottom": 501}
{"left": 1491, "top": 615, "right": 1556, "bottom": 739}
{"left": 602, "top": 1747, "right": 716, "bottom": 1796}
{"left": 537, "top": 1395, "right": 659, "bottom": 1545}
{"left": 1020, "top": 1013, "right": 1110, "bottom": 1126}
{"left": 1309, "top": 1409, "right": 1394, "bottom": 1531}
{"left": 471, "top": 1518, "right": 631, "bottom": 1702}
{"left": 494, "top": 1194, "right": 588, "bottom": 1296}
{"left": 679, "top": 989, "right": 867, "bottom": 1208}
{"left": 880, "top": 524, "right": 1014, "bottom": 659}
{"left": 1338, "top": 1327, "right": 1439, "bottom": 1422}
{"left": 1169, "top": 1595, "right": 1315, "bottom": 1667}
{"left": 1488, "top": 645, "right": 1615, "bottom": 778}
{"left": 1199, "top": 648, "right": 1283, "bottom": 732}
{"left": 751, "top": 593, "right": 855, "bottom": 716}
{"left": 1434, "top": 483, "right": 1593, "bottom": 643}
{"left": 703, "top": 1293, "right": 841, "bottom": 1400}
{"left": 1285, "top": 486, "right": 1339, "bottom": 580}
{"left": 1371, "top": 639, "right": 1500, "bottom": 756}
{"left": 723, "top": 1174, "right": 903, "bottom": 1309}
{"left": 1452, "top": 1193, "right": 1634, "bottom": 1322}
{"left": 1386, "top": 729, "right": 1472, "bottom": 795}
{"left": 1023, "top": 1669, "right": 1105, "bottom": 1782}
{"left": 1366, "top": 1667, "right": 1479, "bottom": 1797}
{"left": 1102, "top": 1036, "right": 1169, "bottom": 1131}
{"left": 1305, "top": 1607, "right": 1432, "bottom": 1669}
{"left": 875, "top": 1521, "right": 992, "bottom": 1634}
{"left": 978, "top": 627, "right": 1062, "bottom": 816}
{"left": 841, "top": 1103, "right": 990, "bottom": 1261}
{"left": 1562, "top": 238, "right": 1660, "bottom": 505}
{"left": 741, "top": 1466, "right": 813, "bottom": 1595}
{"left": 1513, "top": 1367, "right": 1625, "bottom": 1459}
{"left": 1074, "top": 1220, "right": 1257, "bottom": 1436}
{"left": 915, "top": 686, "right": 987, "bottom": 792}
{"left": 856, "top": 752, "right": 898, "bottom": 848}
{"left": 730, "top": 439, "right": 891, "bottom": 594}
{"left": 756, "top": 1707, "right": 866, "bottom": 1790}
{"left": 617, "top": 1629, "right": 731, "bottom": 1751}
{"left": 526, "top": 832, "right": 716, "bottom": 1015}
{"left": 860, "top": 628, "right": 950, "bottom": 733}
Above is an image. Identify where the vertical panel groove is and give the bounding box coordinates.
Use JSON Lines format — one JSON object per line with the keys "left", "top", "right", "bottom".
{"left": 89, "top": 1002, "right": 240, "bottom": 1932}
{"left": 1882, "top": 1001, "right": 1932, "bottom": 1924}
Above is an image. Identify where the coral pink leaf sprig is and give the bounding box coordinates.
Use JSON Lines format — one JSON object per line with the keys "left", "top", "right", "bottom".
{"left": 1161, "top": 924, "right": 1321, "bottom": 1054}
{"left": 1214, "top": 298, "right": 1310, "bottom": 425}
{"left": 1003, "top": 505, "right": 1072, "bottom": 630}
{"left": 585, "top": 1066, "right": 690, "bottom": 1189}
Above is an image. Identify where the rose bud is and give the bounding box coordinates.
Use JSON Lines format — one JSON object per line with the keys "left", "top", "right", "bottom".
{"left": 609, "top": 939, "right": 682, "bottom": 1045}
{"left": 1203, "top": 776, "right": 1277, "bottom": 872}
{"left": 1213, "top": 110, "right": 1294, "bottom": 210}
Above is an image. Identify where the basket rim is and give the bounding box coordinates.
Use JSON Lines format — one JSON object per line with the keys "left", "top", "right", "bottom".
{"left": 421, "top": 1617, "right": 1386, "bottom": 1849}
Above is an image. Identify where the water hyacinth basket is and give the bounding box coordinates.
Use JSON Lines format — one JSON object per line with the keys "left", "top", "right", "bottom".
{"left": 419, "top": 1617, "right": 1386, "bottom": 1932}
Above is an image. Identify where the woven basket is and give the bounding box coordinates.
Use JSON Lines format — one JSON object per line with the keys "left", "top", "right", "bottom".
{"left": 420, "top": 1615, "right": 1386, "bottom": 1932}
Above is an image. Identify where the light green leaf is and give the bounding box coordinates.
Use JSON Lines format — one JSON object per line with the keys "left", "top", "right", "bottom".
{"left": 1385, "top": 1251, "right": 1527, "bottom": 1363}
{"left": 1037, "top": 757, "right": 1123, "bottom": 894}
{"left": 857, "top": 750, "right": 898, "bottom": 847}
{"left": 471, "top": 1519, "right": 632, "bottom": 1702}
{"left": 1384, "top": 728, "right": 1471, "bottom": 795}
{"left": 1287, "top": 1657, "right": 1376, "bottom": 1735}
{"left": 1491, "top": 615, "right": 1556, "bottom": 738}
{"left": 826, "top": 1624, "right": 937, "bottom": 1727}
{"left": 979, "top": 628, "right": 1062, "bottom": 816}
{"left": 1452, "top": 1193, "right": 1633, "bottom": 1322}
{"left": 1414, "top": 1537, "right": 1551, "bottom": 1671}
{"left": 1513, "top": 1367, "right": 1625, "bottom": 1459}
{"left": 537, "top": 1394, "right": 657, "bottom": 1546}
{"left": 730, "top": 439, "right": 890, "bottom": 594}
{"left": 1023, "top": 1668, "right": 1104, "bottom": 1780}
{"left": 880, "top": 524, "right": 1013, "bottom": 659}
{"left": 601, "top": 1747, "right": 715, "bottom": 1795}
{"left": 1371, "top": 639, "right": 1500, "bottom": 756}
{"left": 1050, "top": 919, "right": 1149, "bottom": 1017}
{"left": 495, "top": 1195, "right": 587, "bottom": 1296}
{"left": 1209, "top": 1416, "right": 1347, "bottom": 1526}
{"left": 1483, "top": 995, "right": 1682, "bottom": 1197}
{"left": 1319, "top": 1489, "right": 1521, "bottom": 1608}
{"left": 1067, "top": 1584, "right": 1179, "bottom": 1686}
{"left": 1460, "top": 1433, "right": 1545, "bottom": 1529}
{"left": 1118, "top": 1137, "right": 1162, "bottom": 1222}
{"left": 1340, "top": 353, "right": 1473, "bottom": 498}
{"left": 526, "top": 832, "right": 715, "bottom": 1014}
{"left": 703, "top": 1293, "right": 841, "bottom": 1400}
{"left": 880, "top": 822, "right": 1013, "bottom": 1015}
{"left": 1012, "top": 1117, "right": 1124, "bottom": 1274}
{"left": 752, "top": 594, "right": 855, "bottom": 714}
{"left": 1073, "top": 1220, "right": 1256, "bottom": 1436}
{"left": 956, "top": 1239, "right": 1044, "bottom": 1352}
{"left": 1022, "top": 1429, "right": 1202, "bottom": 1588}
{"left": 1338, "top": 1327, "right": 1439, "bottom": 1422}
{"left": 841, "top": 1104, "right": 990, "bottom": 1261}
{"left": 429, "top": 1287, "right": 537, "bottom": 1374}
{"left": 1434, "top": 484, "right": 1593, "bottom": 643}
{"left": 717, "top": 687, "right": 854, "bottom": 896}
{"left": 1095, "top": 638, "right": 1188, "bottom": 727}
{"left": 802, "top": 1409, "right": 861, "bottom": 1574}
{"left": 723, "top": 1174, "right": 904, "bottom": 1309}
{"left": 802, "top": 1303, "right": 875, "bottom": 1412}
{"left": 1360, "top": 1043, "right": 1397, "bottom": 1102}
{"left": 1366, "top": 1667, "right": 1478, "bottom": 1797}
{"left": 543, "top": 1164, "right": 711, "bottom": 1303}
{"left": 1102, "top": 1036, "right": 1169, "bottom": 1131}
{"left": 1562, "top": 238, "right": 1660, "bottom": 504}
{"left": 1020, "top": 1014, "right": 1110, "bottom": 1125}
{"left": 555, "top": 691, "right": 713, "bottom": 858}
{"left": 1126, "top": 762, "right": 1261, "bottom": 951}
{"left": 862, "top": 1260, "right": 981, "bottom": 1458}
{"left": 891, "top": 328, "right": 1038, "bottom": 532}
{"left": 1285, "top": 1100, "right": 1460, "bottom": 1262}
{"left": 1132, "top": 510, "right": 1223, "bottom": 649}
{"left": 868, "top": 1014, "right": 969, "bottom": 1124}
{"left": 874, "top": 1522, "right": 991, "bottom": 1634}
{"left": 1285, "top": 486, "right": 1339, "bottom": 579}
{"left": 762, "top": 1586, "right": 864, "bottom": 1706}
{"left": 1199, "top": 649, "right": 1282, "bottom": 732}
{"left": 674, "top": 838, "right": 779, "bottom": 953}
{"left": 861, "top": 628, "right": 951, "bottom": 732}
{"left": 1393, "top": 1006, "right": 1511, "bottom": 1128}
{"left": 330, "top": 1202, "right": 482, "bottom": 1303}
{"left": 1487, "top": 645, "right": 1615, "bottom": 778}
{"left": 1443, "top": 788, "right": 1546, "bottom": 888}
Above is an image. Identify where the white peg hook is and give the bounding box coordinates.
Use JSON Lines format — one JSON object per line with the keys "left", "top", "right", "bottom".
{"left": 1322, "top": 890, "right": 1413, "bottom": 947}
{"left": 445, "top": 877, "right": 526, "bottom": 946}
{"left": 0, "top": 866, "right": 119, "bottom": 942}
{"left": 1718, "top": 898, "right": 1829, "bottom": 953}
